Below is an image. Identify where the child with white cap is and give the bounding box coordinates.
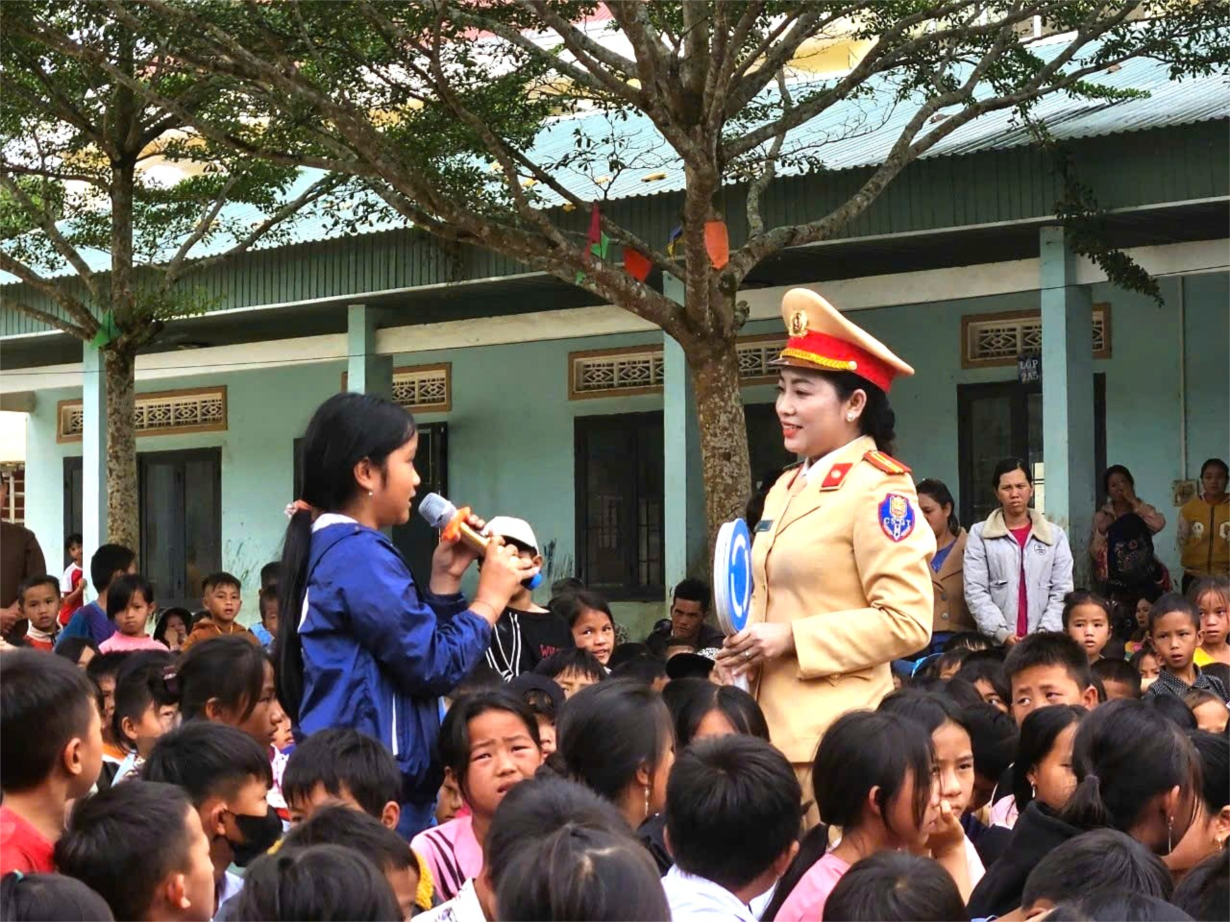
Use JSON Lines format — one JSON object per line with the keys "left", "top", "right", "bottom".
{"left": 481, "top": 518, "right": 575, "bottom": 680}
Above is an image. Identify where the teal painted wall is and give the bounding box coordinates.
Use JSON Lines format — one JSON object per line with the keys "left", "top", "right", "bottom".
{"left": 22, "top": 271, "right": 1229, "bottom": 633}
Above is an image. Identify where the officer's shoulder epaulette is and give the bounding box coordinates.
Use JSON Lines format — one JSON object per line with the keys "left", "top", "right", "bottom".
{"left": 863, "top": 450, "right": 911, "bottom": 475}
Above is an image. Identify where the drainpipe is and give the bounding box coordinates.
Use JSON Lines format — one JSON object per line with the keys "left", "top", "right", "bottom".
{"left": 1178, "top": 276, "right": 1187, "bottom": 479}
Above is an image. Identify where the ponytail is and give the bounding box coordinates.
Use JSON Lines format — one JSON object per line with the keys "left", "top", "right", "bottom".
{"left": 277, "top": 508, "right": 313, "bottom": 723}
{"left": 274, "top": 392, "right": 418, "bottom": 723}
{"left": 763, "top": 822, "right": 830, "bottom": 921}
{"left": 1060, "top": 699, "right": 1201, "bottom": 847}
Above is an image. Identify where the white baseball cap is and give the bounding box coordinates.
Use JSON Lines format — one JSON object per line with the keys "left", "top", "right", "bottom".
{"left": 484, "top": 517, "right": 540, "bottom": 554}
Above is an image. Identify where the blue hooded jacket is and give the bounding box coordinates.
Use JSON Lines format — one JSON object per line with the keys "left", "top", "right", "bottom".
{"left": 296, "top": 520, "right": 491, "bottom": 807}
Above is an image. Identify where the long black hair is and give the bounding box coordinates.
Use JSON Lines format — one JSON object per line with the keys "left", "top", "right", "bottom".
{"left": 555, "top": 679, "right": 674, "bottom": 809}
{"left": 438, "top": 690, "right": 541, "bottom": 804}
{"left": 824, "top": 852, "right": 970, "bottom": 922}
{"left": 916, "top": 479, "right": 960, "bottom": 536}
{"left": 662, "top": 678, "right": 770, "bottom": 748}
{"left": 765, "top": 710, "right": 933, "bottom": 921}
{"left": 1012, "top": 705, "right": 1085, "bottom": 811}
{"left": 277, "top": 393, "right": 417, "bottom": 722}
{"left": 1060, "top": 699, "right": 1201, "bottom": 851}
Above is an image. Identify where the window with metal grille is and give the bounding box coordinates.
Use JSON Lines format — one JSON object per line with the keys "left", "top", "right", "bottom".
{"left": 57, "top": 387, "right": 227, "bottom": 442}
{"left": 961, "top": 305, "right": 1110, "bottom": 368}
{"left": 575, "top": 412, "right": 664, "bottom": 600}
{"left": 569, "top": 336, "right": 788, "bottom": 398}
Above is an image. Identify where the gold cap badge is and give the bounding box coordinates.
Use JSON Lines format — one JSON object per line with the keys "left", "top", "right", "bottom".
{"left": 788, "top": 310, "right": 809, "bottom": 337}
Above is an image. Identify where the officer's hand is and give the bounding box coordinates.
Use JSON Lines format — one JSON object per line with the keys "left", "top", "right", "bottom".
{"left": 716, "top": 622, "right": 795, "bottom": 677}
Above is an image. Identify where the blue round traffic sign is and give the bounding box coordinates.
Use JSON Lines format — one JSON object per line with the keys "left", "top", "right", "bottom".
{"left": 714, "top": 519, "right": 753, "bottom": 635}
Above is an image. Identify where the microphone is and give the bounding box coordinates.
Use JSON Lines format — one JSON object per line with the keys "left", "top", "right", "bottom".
{"left": 418, "top": 493, "right": 543, "bottom": 590}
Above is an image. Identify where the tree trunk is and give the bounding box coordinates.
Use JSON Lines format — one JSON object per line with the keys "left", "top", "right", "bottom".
{"left": 688, "top": 335, "right": 753, "bottom": 545}
{"left": 104, "top": 347, "right": 139, "bottom": 549}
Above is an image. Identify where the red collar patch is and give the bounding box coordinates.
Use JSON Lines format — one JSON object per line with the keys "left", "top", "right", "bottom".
{"left": 821, "top": 463, "right": 854, "bottom": 490}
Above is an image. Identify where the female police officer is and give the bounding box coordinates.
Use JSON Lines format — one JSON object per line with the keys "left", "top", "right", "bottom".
{"left": 716, "top": 288, "right": 935, "bottom": 801}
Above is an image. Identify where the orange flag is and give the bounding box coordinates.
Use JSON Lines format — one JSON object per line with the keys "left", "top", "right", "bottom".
{"left": 704, "top": 220, "right": 729, "bottom": 269}
{"left": 624, "top": 249, "right": 652, "bottom": 282}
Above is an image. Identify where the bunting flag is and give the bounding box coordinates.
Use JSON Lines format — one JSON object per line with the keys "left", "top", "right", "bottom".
{"left": 89, "top": 309, "right": 120, "bottom": 350}
{"left": 666, "top": 225, "right": 683, "bottom": 258}
{"left": 576, "top": 203, "right": 609, "bottom": 284}
{"left": 704, "top": 220, "right": 730, "bottom": 269}
{"left": 624, "top": 248, "right": 652, "bottom": 282}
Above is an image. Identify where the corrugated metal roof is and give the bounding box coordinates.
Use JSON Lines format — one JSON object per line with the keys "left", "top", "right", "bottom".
{"left": 3, "top": 36, "right": 1225, "bottom": 286}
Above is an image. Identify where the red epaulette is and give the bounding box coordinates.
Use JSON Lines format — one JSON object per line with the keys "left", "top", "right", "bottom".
{"left": 864, "top": 450, "right": 911, "bottom": 475}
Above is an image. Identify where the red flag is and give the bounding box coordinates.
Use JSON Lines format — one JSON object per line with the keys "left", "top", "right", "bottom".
{"left": 624, "top": 248, "right": 652, "bottom": 282}
{"left": 587, "top": 203, "right": 601, "bottom": 246}
{"left": 704, "top": 220, "right": 729, "bottom": 269}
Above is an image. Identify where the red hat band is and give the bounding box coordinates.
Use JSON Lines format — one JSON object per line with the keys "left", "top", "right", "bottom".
{"left": 778, "top": 331, "right": 896, "bottom": 392}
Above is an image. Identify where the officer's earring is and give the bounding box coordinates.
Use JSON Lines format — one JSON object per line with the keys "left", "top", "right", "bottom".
{"left": 846, "top": 412, "right": 856, "bottom": 422}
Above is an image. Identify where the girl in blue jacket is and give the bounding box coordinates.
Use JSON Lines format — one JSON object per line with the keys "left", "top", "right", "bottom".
{"left": 276, "top": 392, "right": 536, "bottom": 838}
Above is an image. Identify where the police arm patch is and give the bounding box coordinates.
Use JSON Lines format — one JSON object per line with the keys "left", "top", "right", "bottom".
{"left": 879, "top": 493, "right": 916, "bottom": 542}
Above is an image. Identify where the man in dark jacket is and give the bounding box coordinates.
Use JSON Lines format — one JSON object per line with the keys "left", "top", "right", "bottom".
{"left": 645, "top": 578, "right": 724, "bottom": 657}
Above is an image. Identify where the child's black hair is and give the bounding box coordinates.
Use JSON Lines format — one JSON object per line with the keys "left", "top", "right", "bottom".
{"left": 1003, "top": 631, "right": 1095, "bottom": 691}
{"left": 1202, "top": 661, "right": 1230, "bottom": 691}
{"left": 916, "top": 478, "right": 961, "bottom": 538}
{"left": 533, "top": 646, "right": 606, "bottom": 684}
{"left": 766, "top": 709, "right": 934, "bottom": 920}
{"left": 1093, "top": 657, "right": 1142, "bottom": 697}
{"left": 824, "top": 852, "right": 970, "bottom": 922}
{"left": 282, "top": 727, "right": 401, "bottom": 819}
{"left": 142, "top": 721, "right": 273, "bottom": 804}
{"left": 941, "top": 676, "right": 986, "bottom": 708}
{"left": 942, "top": 631, "right": 995, "bottom": 653}
{"left": 555, "top": 679, "right": 674, "bottom": 806}
{"left": 1021, "top": 828, "right": 1172, "bottom": 910}
{"left": 232, "top": 845, "right": 401, "bottom": 921}
{"left": 1062, "top": 589, "right": 1112, "bottom": 630}
{"left": 879, "top": 689, "right": 964, "bottom": 738}
{"left": 1013, "top": 705, "right": 1086, "bottom": 811}
{"left": 450, "top": 658, "right": 503, "bottom": 698}
{"left": 439, "top": 689, "right": 540, "bottom": 803}
{"left": 282, "top": 805, "right": 414, "bottom": 871}
{"left": 1061, "top": 699, "right": 1201, "bottom": 839}
{"left": 960, "top": 702, "right": 1019, "bottom": 785}
{"left": 104, "top": 573, "right": 154, "bottom": 621}
{"left": 260, "top": 561, "right": 280, "bottom": 593}
{"left": 1149, "top": 693, "right": 1199, "bottom": 730}
{"left": 1150, "top": 591, "right": 1201, "bottom": 632}
{"left": 0, "top": 649, "right": 98, "bottom": 791}
{"left": 936, "top": 647, "right": 970, "bottom": 675}
{"left": 64, "top": 532, "right": 83, "bottom": 551}
{"left": 610, "top": 656, "right": 669, "bottom": 686}
{"left": 52, "top": 635, "right": 98, "bottom": 667}
{"left": 506, "top": 673, "right": 564, "bottom": 722}
{"left": 277, "top": 393, "right": 417, "bottom": 723}
{"left": 550, "top": 589, "right": 614, "bottom": 629}
{"left": 0, "top": 872, "right": 115, "bottom": 922}
{"left": 176, "top": 635, "right": 270, "bottom": 722}
{"left": 88, "top": 544, "right": 135, "bottom": 594}
{"left": 17, "top": 575, "right": 59, "bottom": 603}
{"left": 495, "top": 825, "right": 668, "bottom": 921}
{"left": 1131, "top": 644, "right": 1160, "bottom": 670}
{"left": 484, "top": 775, "right": 632, "bottom": 897}
{"left": 955, "top": 657, "right": 1011, "bottom": 705}
{"left": 52, "top": 781, "right": 198, "bottom": 922}
{"left": 111, "top": 650, "right": 176, "bottom": 753}
{"left": 665, "top": 735, "right": 801, "bottom": 890}
{"left": 1188, "top": 730, "right": 1229, "bottom": 818}
{"left": 152, "top": 607, "right": 192, "bottom": 647}
{"left": 85, "top": 651, "right": 130, "bottom": 688}
{"left": 1047, "top": 891, "right": 1194, "bottom": 922}
{"left": 201, "top": 571, "right": 242, "bottom": 595}
{"left": 662, "top": 677, "right": 770, "bottom": 748}
{"left": 1172, "top": 849, "right": 1228, "bottom": 922}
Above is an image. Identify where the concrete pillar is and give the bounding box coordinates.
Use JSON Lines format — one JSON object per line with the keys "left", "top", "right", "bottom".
{"left": 81, "top": 344, "right": 107, "bottom": 556}
{"left": 1039, "top": 226, "right": 1095, "bottom": 584}
{"left": 662, "top": 275, "right": 708, "bottom": 595}
{"left": 347, "top": 304, "right": 392, "bottom": 399}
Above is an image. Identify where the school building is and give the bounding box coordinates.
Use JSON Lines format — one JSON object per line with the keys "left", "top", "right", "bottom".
{"left": 2, "top": 54, "right": 1227, "bottom": 637}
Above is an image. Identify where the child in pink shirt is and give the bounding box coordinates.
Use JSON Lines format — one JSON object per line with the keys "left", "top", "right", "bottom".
{"left": 411, "top": 690, "right": 544, "bottom": 902}
{"left": 98, "top": 574, "right": 168, "bottom": 654}
{"left": 771, "top": 710, "right": 968, "bottom": 922}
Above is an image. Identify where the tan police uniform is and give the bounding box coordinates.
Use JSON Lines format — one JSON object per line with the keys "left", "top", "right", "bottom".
{"left": 749, "top": 289, "right": 936, "bottom": 807}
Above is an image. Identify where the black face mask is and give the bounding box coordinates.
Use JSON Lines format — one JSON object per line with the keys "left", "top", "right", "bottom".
{"left": 226, "top": 806, "right": 283, "bottom": 866}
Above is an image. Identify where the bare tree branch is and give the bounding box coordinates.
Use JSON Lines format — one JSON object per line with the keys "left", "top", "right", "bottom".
{"left": 0, "top": 252, "right": 99, "bottom": 334}
{"left": 0, "top": 161, "right": 106, "bottom": 188}
{"left": 745, "top": 68, "right": 792, "bottom": 238}
{"left": 4, "top": 298, "right": 93, "bottom": 340}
